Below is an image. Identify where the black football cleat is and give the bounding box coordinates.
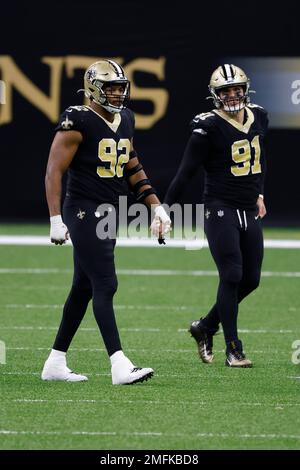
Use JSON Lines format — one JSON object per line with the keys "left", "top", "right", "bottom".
{"left": 225, "top": 340, "right": 253, "bottom": 368}
{"left": 189, "top": 319, "right": 217, "bottom": 363}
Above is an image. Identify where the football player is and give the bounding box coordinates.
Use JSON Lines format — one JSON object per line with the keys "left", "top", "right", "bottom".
{"left": 41, "top": 59, "right": 171, "bottom": 384}
{"left": 164, "top": 64, "right": 268, "bottom": 367}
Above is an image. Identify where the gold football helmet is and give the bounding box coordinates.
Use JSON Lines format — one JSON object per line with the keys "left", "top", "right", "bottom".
{"left": 208, "top": 64, "right": 250, "bottom": 113}
{"left": 82, "top": 60, "right": 130, "bottom": 114}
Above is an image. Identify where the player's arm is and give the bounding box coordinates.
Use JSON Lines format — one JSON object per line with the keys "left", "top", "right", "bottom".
{"left": 164, "top": 132, "right": 209, "bottom": 206}
{"left": 256, "top": 157, "right": 267, "bottom": 218}
{"left": 45, "top": 130, "right": 82, "bottom": 244}
{"left": 124, "top": 140, "right": 171, "bottom": 238}
{"left": 256, "top": 110, "right": 268, "bottom": 219}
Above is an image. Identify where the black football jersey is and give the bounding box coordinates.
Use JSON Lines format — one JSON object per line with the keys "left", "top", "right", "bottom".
{"left": 190, "top": 104, "right": 268, "bottom": 209}
{"left": 55, "top": 105, "right": 135, "bottom": 204}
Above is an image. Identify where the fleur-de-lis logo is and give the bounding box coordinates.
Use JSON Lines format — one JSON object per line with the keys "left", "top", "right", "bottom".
{"left": 77, "top": 209, "right": 86, "bottom": 220}
{"left": 217, "top": 210, "right": 224, "bottom": 217}
{"left": 61, "top": 116, "right": 74, "bottom": 130}
{"left": 86, "top": 68, "right": 97, "bottom": 81}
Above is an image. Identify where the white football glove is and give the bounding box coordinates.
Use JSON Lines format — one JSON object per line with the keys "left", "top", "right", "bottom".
{"left": 50, "top": 215, "right": 69, "bottom": 245}
{"left": 150, "top": 205, "right": 172, "bottom": 237}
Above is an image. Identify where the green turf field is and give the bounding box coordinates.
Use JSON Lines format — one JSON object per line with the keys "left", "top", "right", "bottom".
{"left": 0, "top": 226, "right": 300, "bottom": 450}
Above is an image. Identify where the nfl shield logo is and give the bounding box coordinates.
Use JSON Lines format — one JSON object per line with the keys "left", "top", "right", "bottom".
{"left": 205, "top": 209, "right": 211, "bottom": 219}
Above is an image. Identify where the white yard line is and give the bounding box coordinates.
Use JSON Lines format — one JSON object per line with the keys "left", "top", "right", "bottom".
{"left": 0, "top": 268, "right": 71, "bottom": 274}
{"left": 1, "top": 323, "right": 298, "bottom": 335}
{"left": 0, "top": 235, "right": 300, "bottom": 249}
{"left": 0, "top": 326, "right": 162, "bottom": 332}
{"left": 2, "top": 304, "right": 191, "bottom": 311}
{"left": 3, "top": 347, "right": 290, "bottom": 354}
{"left": 0, "top": 429, "right": 300, "bottom": 440}
{"left": 9, "top": 399, "right": 300, "bottom": 407}
{"left": 0, "top": 268, "right": 300, "bottom": 277}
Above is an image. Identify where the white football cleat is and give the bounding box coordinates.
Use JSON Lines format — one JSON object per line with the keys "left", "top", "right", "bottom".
{"left": 111, "top": 357, "right": 154, "bottom": 385}
{"left": 41, "top": 359, "right": 88, "bottom": 382}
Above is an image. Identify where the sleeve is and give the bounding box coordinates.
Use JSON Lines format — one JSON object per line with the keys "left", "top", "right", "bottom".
{"left": 259, "top": 163, "right": 266, "bottom": 195}
{"left": 259, "top": 107, "right": 269, "bottom": 133}
{"left": 127, "top": 108, "right": 135, "bottom": 128}
{"left": 125, "top": 109, "right": 137, "bottom": 159}
{"left": 259, "top": 109, "right": 269, "bottom": 194}
{"left": 164, "top": 133, "right": 210, "bottom": 206}
{"left": 55, "top": 107, "right": 85, "bottom": 134}
{"left": 125, "top": 108, "right": 135, "bottom": 141}
{"left": 189, "top": 111, "right": 215, "bottom": 133}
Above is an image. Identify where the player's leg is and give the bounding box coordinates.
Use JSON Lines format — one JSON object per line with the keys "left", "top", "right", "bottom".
{"left": 41, "top": 251, "right": 92, "bottom": 381}
{"left": 206, "top": 209, "right": 252, "bottom": 367}
{"left": 53, "top": 251, "right": 93, "bottom": 352}
{"left": 67, "top": 199, "right": 153, "bottom": 384}
{"left": 206, "top": 209, "right": 242, "bottom": 341}
{"left": 83, "top": 238, "right": 122, "bottom": 356}
{"left": 190, "top": 207, "right": 241, "bottom": 361}
{"left": 198, "top": 214, "right": 263, "bottom": 331}
{"left": 224, "top": 212, "right": 263, "bottom": 367}
{"left": 190, "top": 207, "right": 251, "bottom": 367}
{"left": 238, "top": 212, "right": 264, "bottom": 302}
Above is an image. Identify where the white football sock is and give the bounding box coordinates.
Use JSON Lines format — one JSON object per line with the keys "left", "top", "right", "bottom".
{"left": 48, "top": 349, "right": 66, "bottom": 361}
{"left": 110, "top": 350, "right": 126, "bottom": 365}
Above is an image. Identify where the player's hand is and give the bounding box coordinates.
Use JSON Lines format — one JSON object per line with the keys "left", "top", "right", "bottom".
{"left": 256, "top": 196, "right": 267, "bottom": 219}
{"left": 50, "top": 215, "right": 69, "bottom": 245}
{"left": 150, "top": 205, "right": 172, "bottom": 237}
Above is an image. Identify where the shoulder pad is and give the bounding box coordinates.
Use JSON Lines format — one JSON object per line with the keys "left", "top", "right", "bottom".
{"left": 247, "top": 103, "right": 268, "bottom": 115}
{"left": 247, "top": 103, "right": 268, "bottom": 130}
{"left": 122, "top": 107, "right": 135, "bottom": 124}
{"left": 120, "top": 108, "right": 135, "bottom": 133}
{"left": 190, "top": 111, "right": 216, "bottom": 133}
{"left": 65, "top": 105, "right": 90, "bottom": 114}
{"left": 55, "top": 105, "right": 89, "bottom": 132}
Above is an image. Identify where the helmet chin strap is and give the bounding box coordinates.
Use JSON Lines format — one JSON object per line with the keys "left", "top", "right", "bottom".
{"left": 101, "top": 104, "right": 122, "bottom": 114}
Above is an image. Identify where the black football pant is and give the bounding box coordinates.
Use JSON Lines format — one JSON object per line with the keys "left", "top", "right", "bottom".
{"left": 53, "top": 197, "right": 121, "bottom": 356}
{"left": 201, "top": 206, "right": 264, "bottom": 346}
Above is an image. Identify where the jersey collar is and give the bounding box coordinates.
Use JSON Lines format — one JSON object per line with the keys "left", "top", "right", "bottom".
{"left": 213, "top": 107, "right": 254, "bottom": 134}
{"left": 87, "top": 106, "right": 121, "bottom": 133}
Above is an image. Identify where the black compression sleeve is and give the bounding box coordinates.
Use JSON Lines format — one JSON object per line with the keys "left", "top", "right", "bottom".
{"left": 260, "top": 113, "right": 269, "bottom": 194}
{"left": 259, "top": 156, "right": 267, "bottom": 194}
{"left": 164, "top": 133, "right": 210, "bottom": 206}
